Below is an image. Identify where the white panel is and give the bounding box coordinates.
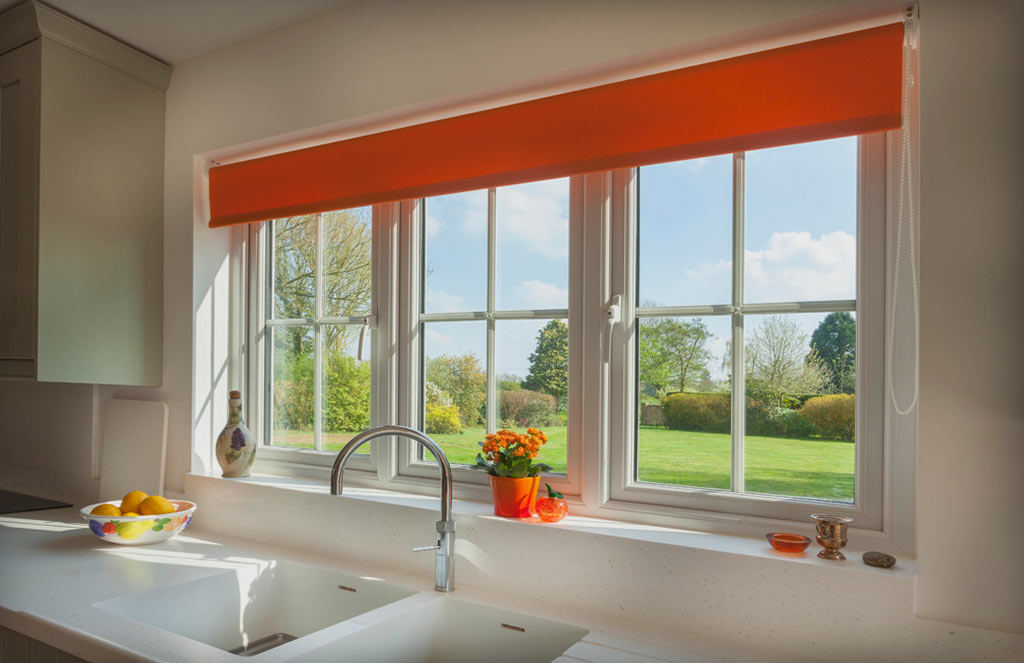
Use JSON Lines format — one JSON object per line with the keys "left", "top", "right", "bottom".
{"left": 99, "top": 398, "right": 168, "bottom": 499}
{"left": 35, "top": 36, "right": 163, "bottom": 386}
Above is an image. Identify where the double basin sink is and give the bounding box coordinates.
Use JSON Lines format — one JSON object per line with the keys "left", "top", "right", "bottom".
{"left": 97, "top": 560, "right": 587, "bottom": 662}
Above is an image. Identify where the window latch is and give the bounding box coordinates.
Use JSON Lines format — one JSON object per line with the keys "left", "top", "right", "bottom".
{"left": 357, "top": 314, "right": 376, "bottom": 362}
{"left": 604, "top": 294, "right": 621, "bottom": 364}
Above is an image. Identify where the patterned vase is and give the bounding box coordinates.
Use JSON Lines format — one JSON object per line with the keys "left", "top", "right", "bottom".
{"left": 215, "top": 390, "right": 255, "bottom": 478}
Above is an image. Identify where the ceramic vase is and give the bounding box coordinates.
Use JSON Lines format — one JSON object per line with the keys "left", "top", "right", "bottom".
{"left": 488, "top": 475, "right": 539, "bottom": 518}
{"left": 216, "top": 390, "right": 255, "bottom": 478}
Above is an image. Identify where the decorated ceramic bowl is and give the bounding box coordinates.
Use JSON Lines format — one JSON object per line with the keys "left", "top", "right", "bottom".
{"left": 80, "top": 500, "right": 197, "bottom": 546}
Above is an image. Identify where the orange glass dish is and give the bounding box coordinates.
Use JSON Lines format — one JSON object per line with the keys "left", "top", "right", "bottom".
{"left": 766, "top": 532, "right": 812, "bottom": 553}
{"left": 535, "top": 483, "right": 568, "bottom": 523}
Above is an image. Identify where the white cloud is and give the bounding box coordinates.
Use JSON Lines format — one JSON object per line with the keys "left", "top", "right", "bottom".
{"left": 515, "top": 280, "right": 568, "bottom": 309}
{"left": 496, "top": 179, "right": 569, "bottom": 258}
{"left": 680, "top": 230, "right": 856, "bottom": 303}
{"left": 745, "top": 230, "right": 856, "bottom": 301}
{"left": 425, "top": 288, "right": 466, "bottom": 313}
{"left": 425, "top": 327, "right": 453, "bottom": 348}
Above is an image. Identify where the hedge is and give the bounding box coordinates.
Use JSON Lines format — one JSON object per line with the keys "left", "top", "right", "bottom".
{"left": 800, "top": 394, "right": 856, "bottom": 441}
{"left": 499, "top": 388, "right": 559, "bottom": 428}
{"left": 662, "top": 393, "right": 731, "bottom": 434}
{"left": 661, "top": 392, "right": 855, "bottom": 441}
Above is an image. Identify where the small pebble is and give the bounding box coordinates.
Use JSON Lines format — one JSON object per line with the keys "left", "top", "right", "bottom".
{"left": 863, "top": 551, "right": 896, "bottom": 568}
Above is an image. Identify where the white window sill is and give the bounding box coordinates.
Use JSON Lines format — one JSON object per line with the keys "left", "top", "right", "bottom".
{"left": 185, "top": 471, "right": 915, "bottom": 578}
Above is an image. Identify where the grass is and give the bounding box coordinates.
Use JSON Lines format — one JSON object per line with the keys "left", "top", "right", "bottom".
{"left": 273, "top": 425, "right": 854, "bottom": 502}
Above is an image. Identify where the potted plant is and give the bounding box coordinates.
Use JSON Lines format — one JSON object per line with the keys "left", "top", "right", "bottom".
{"left": 474, "top": 428, "right": 552, "bottom": 517}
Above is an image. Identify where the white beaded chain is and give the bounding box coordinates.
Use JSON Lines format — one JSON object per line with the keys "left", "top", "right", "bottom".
{"left": 886, "top": 19, "right": 919, "bottom": 416}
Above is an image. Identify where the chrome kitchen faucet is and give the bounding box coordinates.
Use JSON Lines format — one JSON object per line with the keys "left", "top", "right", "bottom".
{"left": 330, "top": 425, "right": 455, "bottom": 592}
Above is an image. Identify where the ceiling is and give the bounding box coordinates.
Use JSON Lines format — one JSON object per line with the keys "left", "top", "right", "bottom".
{"left": 0, "top": 0, "right": 355, "bottom": 64}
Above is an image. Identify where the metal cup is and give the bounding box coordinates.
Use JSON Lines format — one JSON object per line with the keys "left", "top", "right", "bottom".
{"left": 812, "top": 513, "right": 853, "bottom": 560}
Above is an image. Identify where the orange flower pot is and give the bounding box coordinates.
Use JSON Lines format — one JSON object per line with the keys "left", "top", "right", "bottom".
{"left": 488, "top": 475, "right": 539, "bottom": 518}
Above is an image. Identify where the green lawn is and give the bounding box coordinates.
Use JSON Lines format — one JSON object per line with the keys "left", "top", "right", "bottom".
{"left": 273, "top": 425, "right": 853, "bottom": 501}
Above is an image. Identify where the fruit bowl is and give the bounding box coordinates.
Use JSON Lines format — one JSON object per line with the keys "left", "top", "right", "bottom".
{"left": 80, "top": 500, "right": 196, "bottom": 546}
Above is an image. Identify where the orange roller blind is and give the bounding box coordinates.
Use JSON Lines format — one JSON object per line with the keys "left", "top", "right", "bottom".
{"left": 209, "top": 23, "right": 903, "bottom": 228}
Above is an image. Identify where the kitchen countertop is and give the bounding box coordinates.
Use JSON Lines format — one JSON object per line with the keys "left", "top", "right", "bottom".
{"left": 0, "top": 507, "right": 779, "bottom": 663}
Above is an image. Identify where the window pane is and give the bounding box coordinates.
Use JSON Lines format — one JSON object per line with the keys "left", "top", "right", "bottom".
{"left": 496, "top": 178, "right": 569, "bottom": 310}
{"left": 497, "top": 319, "right": 567, "bottom": 474}
{"left": 273, "top": 215, "right": 316, "bottom": 319}
{"left": 638, "top": 155, "right": 732, "bottom": 308}
{"left": 422, "top": 321, "right": 486, "bottom": 465}
{"left": 424, "top": 191, "right": 488, "bottom": 313}
{"left": 744, "top": 137, "right": 857, "bottom": 304}
{"left": 271, "top": 325, "right": 314, "bottom": 449}
{"left": 743, "top": 313, "right": 855, "bottom": 501}
{"left": 322, "top": 325, "right": 370, "bottom": 453}
{"left": 636, "top": 315, "right": 732, "bottom": 489}
{"left": 322, "top": 208, "right": 372, "bottom": 318}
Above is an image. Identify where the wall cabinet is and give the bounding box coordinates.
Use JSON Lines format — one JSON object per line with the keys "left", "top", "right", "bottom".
{"left": 0, "top": 2, "right": 168, "bottom": 385}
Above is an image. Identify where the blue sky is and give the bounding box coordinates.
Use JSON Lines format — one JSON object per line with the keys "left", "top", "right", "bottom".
{"left": 422, "top": 137, "right": 857, "bottom": 382}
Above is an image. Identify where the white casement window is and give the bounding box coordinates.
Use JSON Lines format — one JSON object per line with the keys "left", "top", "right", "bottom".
{"left": 247, "top": 208, "right": 378, "bottom": 476}
{"left": 391, "top": 180, "right": 581, "bottom": 498}
{"left": 245, "top": 132, "right": 911, "bottom": 548}
{"left": 601, "top": 134, "right": 889, "bottom": 531}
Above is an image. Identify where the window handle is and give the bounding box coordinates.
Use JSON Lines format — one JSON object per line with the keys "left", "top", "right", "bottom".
{"left": 604, "top": 295, "right": 621, "bottom": 364}
{"left": 357, "top": 314, "right": 376, "bottom": 362}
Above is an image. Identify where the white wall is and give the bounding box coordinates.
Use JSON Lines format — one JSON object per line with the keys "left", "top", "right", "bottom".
{"left": 915, "top": 0, "right": 1024, "bottom": 635}
{"left": 1, "top": 0, "right": 1021, "bottom": 639}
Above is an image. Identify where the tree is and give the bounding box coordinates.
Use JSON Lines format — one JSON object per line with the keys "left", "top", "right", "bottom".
{"left": 639, "top": 317, "right": 713, "bottom": 395}
{"left": 426, "top": 353, "right": 486, "bottom": 426}
{"left": 273, "top": 211, "right": 371, "bottom": 352}
{"left": 746, "top": 315, "right": 828, "bottom": 405}
{"left": 810, "top": 312, "right": 856, "bottom": 394}
{"left": 522, "top": 320, "right": 569, "bottom": 408}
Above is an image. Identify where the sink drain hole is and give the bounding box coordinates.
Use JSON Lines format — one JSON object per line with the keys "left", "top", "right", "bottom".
{"left": 228, "top": 632, "right": 297, "bottom": 657}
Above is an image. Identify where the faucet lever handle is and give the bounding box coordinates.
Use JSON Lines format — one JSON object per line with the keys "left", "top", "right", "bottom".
{"left": 413, "top": 544, "right": 441, "bottom": 552}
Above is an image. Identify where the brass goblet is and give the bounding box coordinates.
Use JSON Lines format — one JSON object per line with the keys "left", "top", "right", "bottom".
{"left": 812, "top": 513, "right": 853, "bottom": 560}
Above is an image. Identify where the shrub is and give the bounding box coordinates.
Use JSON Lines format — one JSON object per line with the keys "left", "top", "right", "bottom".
{"left": 425, "top": 402, "right": 462, "bottom": 434}
{"left": 661, "top": 393, "right": 730, "bottom": 433}
{"left": 499, "top": 389, "right": 558, "bottom": 428}
{"left": 759, "top": 407, "right": 820, "bottom": 438}
{"left": 323, "top": 353, "right": 370, "bottom": 433}
{"left": 781, "top": 394, "right": 822, "bottom": 410}
{"left": 800, "top": 394, "right": 856, "bottom": 441}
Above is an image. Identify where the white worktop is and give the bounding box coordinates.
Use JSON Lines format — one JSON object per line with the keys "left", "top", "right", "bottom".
{"left": 0, "top": 507, "right": 772, "bottom": 663}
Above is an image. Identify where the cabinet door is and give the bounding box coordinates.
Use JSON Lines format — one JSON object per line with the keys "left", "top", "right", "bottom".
{"left": 0, "top": 41, "right": 40, "bottom": 378}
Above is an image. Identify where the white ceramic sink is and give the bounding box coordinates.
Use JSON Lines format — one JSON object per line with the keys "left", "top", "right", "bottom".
{"left": 293, "top": 596, "right": 589, "bottom": 663}
{"left": 96, "top": 560, "right": 416, "bottom": 655}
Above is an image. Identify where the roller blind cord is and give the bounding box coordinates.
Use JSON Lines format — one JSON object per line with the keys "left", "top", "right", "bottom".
{"left": 887, "top": 15, "right": 919, "bottom": 416}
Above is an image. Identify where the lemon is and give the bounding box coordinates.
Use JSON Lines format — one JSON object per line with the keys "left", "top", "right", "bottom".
{"left": 120, "top": 490, "right": 149, "bottom": 514}
{"left": 138, "top": 495, "right": 175, "bottom": 516}
{"left": 122, "top": 512, "right": 140, "bottom": 517}
{"left": 90, "top": 503, "right": 121, "bottom": 517}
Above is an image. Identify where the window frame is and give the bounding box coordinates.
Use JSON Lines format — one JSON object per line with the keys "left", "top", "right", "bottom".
{"left": 239, "top": 128, "right": 914, "bottom": 552}
{"left": 390, "top": 189, "right": 582, "bottom": 499}
{"left": 602, "top": 135, "right": 887, "bottom": 530}
{"left": 246, "top": 209, "right": 379, "bottom": 478}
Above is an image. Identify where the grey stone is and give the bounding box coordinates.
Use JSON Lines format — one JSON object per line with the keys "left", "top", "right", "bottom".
{"left": 863, "top": 551, "right": 897, "bottom": 568}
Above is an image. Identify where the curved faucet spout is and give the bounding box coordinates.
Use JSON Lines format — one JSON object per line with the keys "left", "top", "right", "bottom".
{"left": 330, "top": 425, "right": 456, "bottom": 592}
{"left": 330, "top": 425, "right": 452, "bottom": 520}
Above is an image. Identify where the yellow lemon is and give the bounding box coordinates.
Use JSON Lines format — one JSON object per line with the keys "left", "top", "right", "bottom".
{"left": 90, "top": 503, "right": 121, "bottom": 517}
{"left": 122, "top": 512, "right": 140, "bottom": 517}
{"left": 138, "top": 495, "right": 175, "bottom": 516}
{"left": 120, "top": 490, "right": 149, "bottom": 514}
